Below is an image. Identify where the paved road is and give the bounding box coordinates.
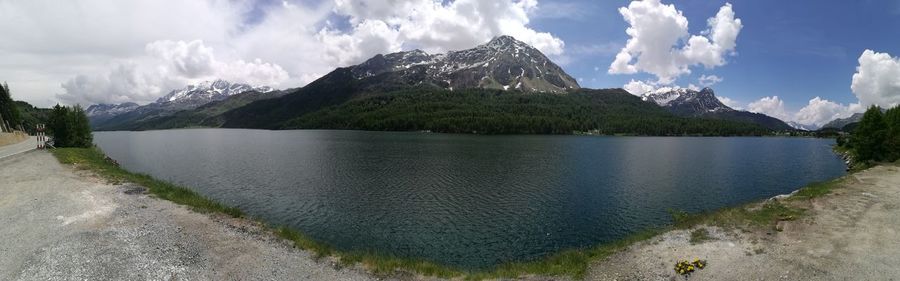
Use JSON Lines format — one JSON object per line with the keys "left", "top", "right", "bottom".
{"left": 0, "top": 136, "right": 36, "bottom": 159}
{"left": 0, "top": 151, "right": 382, "bottom": 281}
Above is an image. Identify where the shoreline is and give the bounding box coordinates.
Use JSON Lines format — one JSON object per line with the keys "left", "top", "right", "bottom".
{"left": 42, "top": 146, "right": 874, "bottom": 280}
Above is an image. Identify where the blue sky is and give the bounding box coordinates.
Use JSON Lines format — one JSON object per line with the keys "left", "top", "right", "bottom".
{"left": 530, "top": 0, "right": 900, "bottom": 110}
{"left": 2, "top": 0, "right": 899, "bottom": 126}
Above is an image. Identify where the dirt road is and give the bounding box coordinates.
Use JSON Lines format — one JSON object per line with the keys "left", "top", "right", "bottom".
{"left": 0, "top": 151, "right": 379, "bottom": 281}
{"left": 587, "top": 164, "right": 900, "bottom": 281}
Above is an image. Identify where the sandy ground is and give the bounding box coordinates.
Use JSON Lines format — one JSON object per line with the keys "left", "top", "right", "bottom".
{"left": 586, "top": 164, "right": 900, "bottom": 281}
{"left": 0, "top": 151, "right": 381, "bottom": 281}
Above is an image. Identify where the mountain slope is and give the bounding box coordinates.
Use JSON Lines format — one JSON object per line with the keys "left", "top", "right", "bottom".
{"left": 351, "top": 35, "right": 579, "bottom": 93}
{"left": 90, "top": 80, "right": 274, "bottom": 130}
{"left": 821, "top": 113, "right": 864, "bottom": 130}
{"left": 282, "top": 87, "right": 769, "bottom": 135}
{"left": 642, "top": 87, "right": 793, "bottom": 131}
{"left": 222, "top": 36, "right": 579, "bottom": 129}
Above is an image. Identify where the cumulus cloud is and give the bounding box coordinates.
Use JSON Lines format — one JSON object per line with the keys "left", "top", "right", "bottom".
{"left": 2, "top": 0, "right": 562, "bottom": 106}
{"left": 57, "top": 40, "right": 289, "bottom": 105}
{"left": 794, "top": 97, "right": 860, "bottom": 127}
{"left": 699, "top": 74, "right": 723, "bottom": 87}
{"left": 623, "top": 79, "right": 657, "bottom": 95}
{"left": 851, "top": 50, "right": 900, "bottom": 108}
{"left": 329, "top": 0, "right": 564, "bottom": 57}
{"left": 745, "top": 95, "right": 860, "bottom": 127}
{"left": 742, "top": 49, "right": 900, "bottom": 127}
{"left": 609, "top": 0, "right": 742, "bottom": 84}
{"left": 748, "top": 96, "right": 790, "bottom": 121}
{"left": 717, "top": 96, "right": 742, "bottom": 110}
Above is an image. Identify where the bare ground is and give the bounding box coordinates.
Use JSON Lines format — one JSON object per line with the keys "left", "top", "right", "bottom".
{"left": 0, "top": 151, "right": 381, "bottom": 281}
{"left": 586, "top": 164, "right": 900, "bottom": 281}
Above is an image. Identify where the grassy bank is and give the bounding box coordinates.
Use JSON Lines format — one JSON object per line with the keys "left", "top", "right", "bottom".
{"left": 52, "top": 147, "right": 242, "bottom": 217}
{"left": 50, "top": 146, "right": 857, "bottom": 280}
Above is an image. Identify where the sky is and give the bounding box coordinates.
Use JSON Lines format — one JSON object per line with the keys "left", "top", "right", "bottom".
{"left": 1, "top": 0, "right": 899, "bottom": 127}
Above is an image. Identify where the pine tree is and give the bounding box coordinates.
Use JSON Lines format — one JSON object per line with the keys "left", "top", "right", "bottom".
{"left": 851, "top": 105, "right": 889, "bottom": 162}
{"left": 70, "top": 105, "right": 93, "bottom": 147}
{"left": 0, "top": 82, "right": 21, "bottom": 129}
{"left": 883, "top": 105, "right": 900, "bottom": 162}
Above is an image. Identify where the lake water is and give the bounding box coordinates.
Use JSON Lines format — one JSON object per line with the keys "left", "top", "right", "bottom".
{"left": 94, "top": 129, "right": 846, "bottom": 269}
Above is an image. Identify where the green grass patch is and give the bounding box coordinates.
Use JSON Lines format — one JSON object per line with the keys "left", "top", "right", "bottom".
{"left": 689, "top": 228, "right": 711, "bottom": 244}
{"left": 670, "top": 200, "right": 804, "bottom": 231}
{"left": 51, "top": 147, "right": 243, "bottom": 217}
{"left": 791, "top": 179, "right": 842, "bottom": 200}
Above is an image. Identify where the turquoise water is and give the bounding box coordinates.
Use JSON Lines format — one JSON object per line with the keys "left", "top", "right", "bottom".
{"left": 94, "top": 129, "right": 846, "bottom": 269}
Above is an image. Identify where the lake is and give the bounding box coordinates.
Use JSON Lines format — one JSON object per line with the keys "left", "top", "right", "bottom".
{"left": 94, "top": 129, "right": 846, "bottom": 269}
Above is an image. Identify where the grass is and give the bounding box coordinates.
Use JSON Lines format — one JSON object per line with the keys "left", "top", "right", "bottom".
{"left": 689, "top": 228, "right": 711, "bottom": 244}
{"left": 49, "top": 146, "right": 855, "bottom": 280}
{"left": 51, "top": 147, "right": 242, "bottom": 218}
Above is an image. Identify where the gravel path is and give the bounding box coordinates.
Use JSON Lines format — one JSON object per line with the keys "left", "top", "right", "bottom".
{"left": 0, "top": 151, "right": 381, "bottom": 281}
{"left": 586, "top": 164, "right": 900, "bottom": 281}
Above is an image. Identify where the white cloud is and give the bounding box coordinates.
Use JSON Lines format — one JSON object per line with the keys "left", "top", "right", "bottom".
{"left": 746, "top": 95, "right": 861, "bottom": 127}
{"left": 1, "top": 0, "right": 562, "bottom": 107}
{"left": 609, "top": 0, "right": 742, "bottom": 84}
{"left": 698, "top": 74, "right": 723, "bottom": 87}
{"left": 331, "top": 0, "right": 564, "bottom": 56}
{"left": 623, "top": 79, "right": 657, "bottom": 95}
{"left": 851, "top": 50, "right": 900, "bottom": 108}
{"left": 57, "top": 40, "right": 289, "bottom": 105}
{"left": 748, "top": 96, "right": 790, "bottom": 121}
{"left": 794, "top": 97, "right": 859, "bottom": 127}
{"left": 717, "top": 96, "right": 742, "bottom": 110}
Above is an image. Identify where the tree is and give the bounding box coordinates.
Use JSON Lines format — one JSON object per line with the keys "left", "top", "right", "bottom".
{"left": 70, "top": 105, "right": 93, "bottom": 147}
{"left": 884, "top": 106, "right": 900, "bottom": 161}
{"left": 48, "top": 104, "right": 93, "bottom": 148}
{"left": 0, "top": 82, "right": 22, "bottom": 130}
{"left": 851, "top": 106, "right": 888, "bottom": 162}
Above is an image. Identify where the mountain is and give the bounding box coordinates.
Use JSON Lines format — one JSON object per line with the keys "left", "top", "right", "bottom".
{"left": 156, "top": 79, "right": 273, "bottom": 108}
{"left": 642, "top": 87, "right": 793, "bottom": 131}
{"left": 282, "top": 87, "right": 769, "bottom": 135}
{"left": 222, "top": 36, "right": 579, "bottom": 129}
{"left": 351, "top": 35, "right": 579, "bottom": 93}
{"left": 107, "top": 89, "right": 289, "bottom": 130}
{"left": 821, "top": 112, "right": 864, "bottom": 130}
{"left": 86, "top": 102, "right": 139, "bottom": 124}
{"left": 90, "top": 80, "right": 275, "bottom": 130}
{"left": 786, "top": 121, "right": 818, "bottom": 131}
{"left": 92, "top": 36, "right": 772, "bottom": 135}
{"left": 642, "top": 87, "right": 732, "bottom": 115}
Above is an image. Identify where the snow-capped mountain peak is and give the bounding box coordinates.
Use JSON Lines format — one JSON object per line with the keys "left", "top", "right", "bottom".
{"left": 85, "top": 102, "right": 139, "bottom": 117}
{"left": 349, "top": 35, "right": 580, "bottom": 93}
{"left": 786, "top": 121, "right": 819, "bottom": 131}
{"left": 642, "top": 87, "right": 733, "bottom": 113}
{"left": 157, "top": 79, "right": 273, "bottom": 105}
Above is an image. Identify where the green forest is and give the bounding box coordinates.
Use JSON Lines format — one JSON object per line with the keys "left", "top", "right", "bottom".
{"left": 285, "top": 88, "right": 771, "bottom": 136}
{"left": 0, "top": 82, "right": 22, "bottom": 131}
{"left": 839, "top": 105, "right": 900, "bottom": 164}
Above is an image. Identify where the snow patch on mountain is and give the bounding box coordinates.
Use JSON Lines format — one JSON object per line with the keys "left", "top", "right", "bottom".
{"left": 349, "top": 35, "right": 579, "bottom": 93}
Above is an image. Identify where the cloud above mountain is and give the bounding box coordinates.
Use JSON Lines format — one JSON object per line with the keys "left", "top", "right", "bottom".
{"left": 608, "top": 0, "right": 742, "bottom": 84}
{"left": 743, "top": 50, "right": 899, "bottom": 128}
{"left": 0, "top": 0, "right": 563, "bottom": 106}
